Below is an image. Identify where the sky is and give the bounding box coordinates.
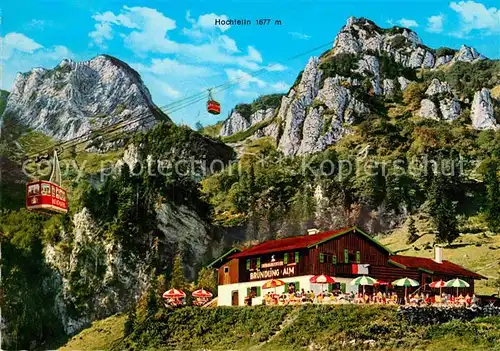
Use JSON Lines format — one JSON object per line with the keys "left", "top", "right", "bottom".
{"left": 1, "top": 0, "right": 499, "bottom": 128}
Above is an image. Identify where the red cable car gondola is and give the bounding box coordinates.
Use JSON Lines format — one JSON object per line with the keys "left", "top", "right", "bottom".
{"left": 207, "top": 89, "right": 221, "bottom": 115}
{"left": 26, "top": 150, "right": 68, "bottom": 215}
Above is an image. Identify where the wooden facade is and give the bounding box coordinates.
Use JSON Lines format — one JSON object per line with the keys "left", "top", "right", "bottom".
{"left": 214, "top": 227, "right": 483, "bottom": 295}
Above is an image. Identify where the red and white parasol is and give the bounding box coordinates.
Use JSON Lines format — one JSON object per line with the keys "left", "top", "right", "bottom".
{"left": 192, "top": 288, "right": 213, "bottom": 298}
{"left": 162, "top": 288, "right": 186, "bottom": 299}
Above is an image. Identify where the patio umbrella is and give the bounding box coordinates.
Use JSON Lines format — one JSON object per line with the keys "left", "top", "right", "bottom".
{"left": 262, "top": 279, "right": 286, "bottom": 294}
{"left": 429, "top": 280, "right": 447, "bottom": 296}
{"left": 445, "top": 278, "right": 470, "bottom": 296}
{"left": 392, "top": 277, "right": 419, "bottom": 300}
{"left": 310, "top": 274, "right": 335, "bottom": 292}
{"left": 192, "top": 288, "right": 213, "bottom": 298}
{"left": 350, "top": 275, "right": 377, "bottom": 294}
{"left": 162, "top": 288, "right": 186, "bottom": 299}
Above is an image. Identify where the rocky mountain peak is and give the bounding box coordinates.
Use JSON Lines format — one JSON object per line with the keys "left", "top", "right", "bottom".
{"left": 2, "top": 54, "right": 169, "bottom": 141}
{"left": 215, "top": 17, "right": 497, "bottom": 157}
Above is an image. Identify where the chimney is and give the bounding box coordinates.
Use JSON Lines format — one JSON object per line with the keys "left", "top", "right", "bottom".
{"left": 307, "top": 228, "right": 319, "bottom": 235}
{"left": 434, "top": 246, "right": 443, "bottom": 263}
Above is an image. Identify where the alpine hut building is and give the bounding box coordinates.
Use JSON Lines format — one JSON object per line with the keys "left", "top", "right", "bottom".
{"left": 208, "top": 226, "right": 485, "bottom": 306}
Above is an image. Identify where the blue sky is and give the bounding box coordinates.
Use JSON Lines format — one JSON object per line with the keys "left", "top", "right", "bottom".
{"left": 1, "top": 0, "right": 499, "bottom": 127}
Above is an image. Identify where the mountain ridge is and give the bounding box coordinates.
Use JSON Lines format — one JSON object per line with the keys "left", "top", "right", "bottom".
{"left": 217, "top": 16, "right": 499, "bottom": 156}
{"left": 1, "top": 54, "right": 170, "bottom": 142}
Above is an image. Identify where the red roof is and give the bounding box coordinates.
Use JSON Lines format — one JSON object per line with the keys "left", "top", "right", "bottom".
{"left": 389, "top": 255, "right": 485, "bottom": 279}
{"left": 229, "top": 227, "right": 356, "bottom": 259}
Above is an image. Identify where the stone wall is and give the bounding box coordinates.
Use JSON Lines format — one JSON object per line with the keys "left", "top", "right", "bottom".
{"left": 397, "top": 305, "right": 500, "bottom": 324}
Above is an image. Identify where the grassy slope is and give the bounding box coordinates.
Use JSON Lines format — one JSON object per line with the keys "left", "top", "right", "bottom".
{"left": 60, "top": 306, "right": 500, "bottom": 351}
{"left": 59, "top": 313, "right": 126, "bottom": 350}
{"left": 377, "top": 218, "right": 500, "bottom": 295}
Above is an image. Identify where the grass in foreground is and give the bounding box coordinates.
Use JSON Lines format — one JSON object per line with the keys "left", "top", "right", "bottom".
{"left": 61, "top": 306, "right": 500, "bottom": 351}
{"left": 59, "top": 313, "right": 126, "bottom": 351}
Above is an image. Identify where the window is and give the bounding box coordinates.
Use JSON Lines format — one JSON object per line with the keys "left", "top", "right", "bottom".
{"left": 344, "top": 249, "right": 349, "bottom": 263}
{"left": 348, "top": 252, "right": 356, "bottom": 263}
{"left": 284, "top": 252, "right": 296, "bottom": 264}
{"left": 247, "top": 286, "right": 261, "bottom": 297}
{"left": 246, "top": 259, "right": 250, "bottom": 270}
{"left": 319, "top": 253, "right": 337, "bottom": 264}
{"left": 224, "top": 266, "right": 229, "bottom": 273}
{"left": 356, "top": 251, "right": 361, "bottom": 263}
{"left": 256, "top": 257, "right": 261, "bottom": 269}
{"left": 28, "top": 184, "right": 40, "bottom": 195}
{"left": 41, "top": 184, "right": 50, "bottom": 195}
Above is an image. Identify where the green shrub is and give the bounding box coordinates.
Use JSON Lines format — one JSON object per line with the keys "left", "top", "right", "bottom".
{"left": 390, "top": 35, "right": 408, "bottom": 49}
{"left": 435, "top": 47, "right": 456, "bottom": 58}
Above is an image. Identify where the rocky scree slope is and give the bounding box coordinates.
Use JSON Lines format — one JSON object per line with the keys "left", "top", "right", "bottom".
{"left": 1, "top": 55, "right": 169, "bottom": 142}
{"left": 218, "top": 17, "right": 499, "bottom": 156}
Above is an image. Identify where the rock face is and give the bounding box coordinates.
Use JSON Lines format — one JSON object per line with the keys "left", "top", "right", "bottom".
{"left": 425, "top": 79, "right": 451, "bottom": 96}
{"left": 219, "top": 107, "right": 275, "bottom": 137}
{"left": 453, "top": 45, "right": 487, "bottom": 63}
{"left": 1, "top": 55, "right": 168, "bottom": 141}
{"left": 45, "top": 198, "right": 216, "bottom": 335}
{"left": 217, "top": 16, "right": 492, "bottom": 154}
{"left": 471, "top": 88, "right": 498, "bottom": 130}
{"left": 418, "top": 99, "right": 439, "bottom": 120}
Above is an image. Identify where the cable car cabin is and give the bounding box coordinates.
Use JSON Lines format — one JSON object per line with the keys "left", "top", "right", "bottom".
{"left": 207, "top": 100, "right": 221, "bottom": 115}
{"left": 26, "top": 180, "right": 68, "bottom": 214}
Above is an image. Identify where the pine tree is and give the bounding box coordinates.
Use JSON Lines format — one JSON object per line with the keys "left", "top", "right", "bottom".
{"left": 156, "top": 274, "right": 167, "bottom": 297}
{"left": 169, "top": 253, "right": 187, "bottom": 290}
{"left": 195, "top": 121, "right": 203, "bottom": 131}
{"left": 406, "top": 216, "right": 419, "bottom": 244}
{"left": 124, "top": 307, "right": 136, "bottom": 336}
{"left": 485, "top": 159, "right": 500, "bottom": 232}
{"left": 428, "top": 174, "right": 459, "bottom": 244}
{"left": 196, "top": 267, "right": 217, "bottom": 295}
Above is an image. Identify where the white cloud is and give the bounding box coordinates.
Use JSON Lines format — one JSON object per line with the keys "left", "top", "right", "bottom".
{"left": 398, "top": 18, "right": 419, "bottom": 28}
{"left": 185, "top": 11, "right": 230, "bottom": 32}
{"left": 1, "top": 33, "right": 74, "bottom": 90}
{"left": 133, "top": 58, "right": 212, "bottom": 77}
{"left": 197, "top": 13, "right": 230, "bottom": 32}
{"left": 266, "top": 63, "right": 287, "bottom": 72}
{"left": 288, "top": 31, "right": 311, "bottom": 40}
{"left": 427, "top": 15, "right": 444, "bottom": 33}
{"left": 89, "top": 22, "right": 113, "bottom": 48}
{"left": 88, "top": 7, "right": 273, "bottom": 71}
{"left": 219, "top": 35, "right": 239, "bottom": 53}
{"left": 225, "top": 69, "right": 290, "bottom": 98}
{"left": 25, "top": 19, "right": 52, "bottom": 30}
{"left": 158, "top": 81, "right": 181, "bottom": 98}
{"left": 234, "top": 89, "right": 259, "bottom": 98}
{"left": 225, "top": 69, "right": 266, "bottom": 89}
{"left": 247, "top": 46, "right": 262, "bottom": 62}
{"left": 450, "top": 1, "right": 500, "bottom": 35}
{"left": 182, "top": 28, "right": 204, "bottom": 39}
{"left": 1, "top": 32, "right": 43, "bottom": 60}
{"left": 271, "top": 81, "right": 289, "bottom": 91}
{"left": 92, "top": 10, "right": 139, "bottom": 28}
